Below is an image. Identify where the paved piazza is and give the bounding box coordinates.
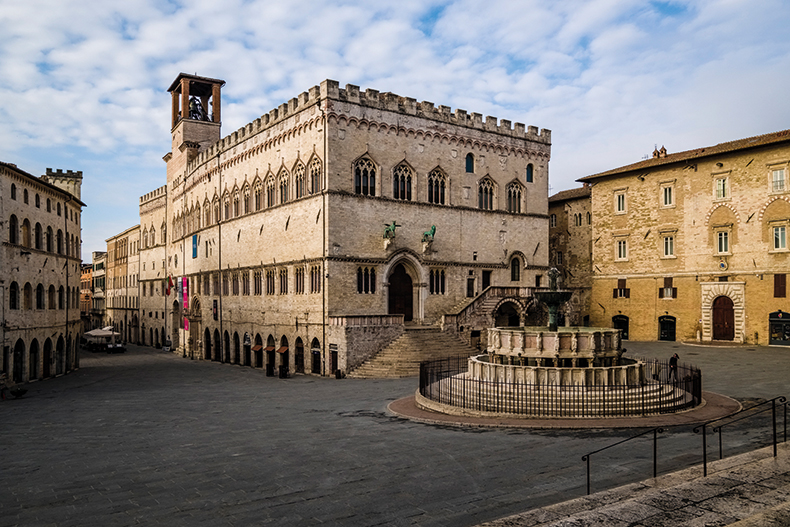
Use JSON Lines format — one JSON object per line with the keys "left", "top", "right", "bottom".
{"left": 2, "top": 341, "right": 788, "bottom": 526}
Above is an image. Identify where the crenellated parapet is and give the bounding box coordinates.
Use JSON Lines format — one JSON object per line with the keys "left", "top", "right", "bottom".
{"left": 184, "top": 79, "right": 550, "bottom": 177}
{"left": 139, "top": 184, "right": 167, "bottom": 205}
{"left": 322, "top": 79, "right": 550, "bottom": 144}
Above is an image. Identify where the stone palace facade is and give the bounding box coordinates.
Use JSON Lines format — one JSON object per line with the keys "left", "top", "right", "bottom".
{"left": 126, "top": 73, "right": 552, "bottom": 375}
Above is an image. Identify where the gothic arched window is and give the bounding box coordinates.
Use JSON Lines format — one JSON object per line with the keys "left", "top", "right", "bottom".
{"left": 478, "top": 179, "right": 494, "bottom": 210}
{"left": 393, "top": 164, "right": 412, "bottom": 201}
{"left": 428, "top": 169, "right": 446, "bottom": 205}
{"left": 353, "top": 158, "right": 376, "bottom": 196}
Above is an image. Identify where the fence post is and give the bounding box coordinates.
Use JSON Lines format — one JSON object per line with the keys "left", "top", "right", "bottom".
{"left": 773, "top": 398, "right": 778, "bottom": 457}
{"left": 653, "top": 428, "right": 658, "bottom": 479}
{"left": 702, "top": 425, "right": 708, "bottom": 477}
{"left": 586, "top": 454, "right": 591, "bottom": 495}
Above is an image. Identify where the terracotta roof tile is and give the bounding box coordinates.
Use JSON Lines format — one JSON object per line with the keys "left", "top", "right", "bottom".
{"left": 549, "top": 186, "right": 591, "bottom": 203}
{"left": 579, "top": 129, "right": 790, "bottom": 182}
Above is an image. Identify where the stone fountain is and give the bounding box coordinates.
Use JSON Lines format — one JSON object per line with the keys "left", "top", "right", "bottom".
{"left": 416, "top": 269, "right": 701, "bottom": 418}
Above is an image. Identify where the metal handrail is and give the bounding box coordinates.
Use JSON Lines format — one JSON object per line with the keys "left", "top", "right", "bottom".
{"left": 581, "top": 427, "right": 665, "bottom": 495}
{"left": 693, "top": 396, "right": 787, "bottom": 476}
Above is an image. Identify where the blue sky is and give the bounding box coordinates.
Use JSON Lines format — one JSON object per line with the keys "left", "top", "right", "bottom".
{"left": 2, "top": 0, "right": 790, "bottom": 258}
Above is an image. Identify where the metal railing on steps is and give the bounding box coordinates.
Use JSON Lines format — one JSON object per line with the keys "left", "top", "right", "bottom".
{"left": 581, "top": 395, "right": 788, "bottom": 495}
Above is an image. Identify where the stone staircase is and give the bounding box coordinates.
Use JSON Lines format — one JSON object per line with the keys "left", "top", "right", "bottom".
{"left": 347, "top": 326, "right": 478, "bottom": 378}
{"left": 479, "top": 442, "right": 790, "bottom": 526}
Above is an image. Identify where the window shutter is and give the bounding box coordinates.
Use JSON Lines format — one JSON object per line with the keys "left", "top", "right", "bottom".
{"left": 664, "top": 277, "right": 673, "bottom": 288}
{"left": 672, "top": 287, "right": 678, "bottom": 299}
{"left": 613, "top": 288, "right": 618, "bottom": 299}
{"left": 776, "top": 274, "right": 787, "bottom": 298}
{"left": 625, "top": 288, "right": 630, "bottom": 298}
{"left": 658, "top": 287, "right": 664, "bottom": 299}
{"left": 618, "top": 279, "right": 627, "bottom": 289}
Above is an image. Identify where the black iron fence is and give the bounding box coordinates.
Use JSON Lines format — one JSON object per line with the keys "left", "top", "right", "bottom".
{"left": 419, "top": 355, "right": 702, "bottom": 418}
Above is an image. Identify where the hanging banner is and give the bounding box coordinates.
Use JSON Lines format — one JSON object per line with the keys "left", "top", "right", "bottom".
{"left": 183, "top": 277, "right": 189, "bottom": 310}
{"left": 192, "top": 234, "right": 198, "bottom": 259}
{"left": 184, "top": 317, "right": 189, "bottom": 331}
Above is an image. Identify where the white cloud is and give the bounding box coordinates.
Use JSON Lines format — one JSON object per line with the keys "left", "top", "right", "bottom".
{"left": 2, "top": 0, "right": 790, "bottom": 256}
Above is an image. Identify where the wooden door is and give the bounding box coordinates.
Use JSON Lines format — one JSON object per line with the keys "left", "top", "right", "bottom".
{"left": 712, "top": 296, "right": 735, "bottom": 340}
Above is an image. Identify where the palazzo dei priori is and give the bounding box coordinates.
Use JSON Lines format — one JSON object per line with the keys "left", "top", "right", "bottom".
{"left": 107, "top": 74, "right": 552, "bottom": 375}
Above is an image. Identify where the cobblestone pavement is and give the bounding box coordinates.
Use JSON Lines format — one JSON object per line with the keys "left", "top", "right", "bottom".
{"left": 0, "top": 341, "right": 787, "bottom": 526}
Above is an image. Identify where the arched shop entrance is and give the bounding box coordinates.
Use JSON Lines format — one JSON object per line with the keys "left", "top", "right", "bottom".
{"left": 659, "top": 316, "right": 676, "bottom": 341}
{"left": 612, "top": 315, "right": 629, "bottom": 340}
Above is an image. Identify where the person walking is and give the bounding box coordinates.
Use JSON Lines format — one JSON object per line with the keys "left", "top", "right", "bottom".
{"left": 669, "top": 353, "right": 679, "bottom": 382}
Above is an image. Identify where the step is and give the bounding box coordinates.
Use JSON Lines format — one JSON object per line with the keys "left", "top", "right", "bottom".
{"left": 477, "top": 442, "right": 790, "bottom": 526}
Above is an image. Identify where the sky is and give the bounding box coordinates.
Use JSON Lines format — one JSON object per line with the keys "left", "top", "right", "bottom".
{"left": 2, "top": 0, "right": 790, "bottom": 259}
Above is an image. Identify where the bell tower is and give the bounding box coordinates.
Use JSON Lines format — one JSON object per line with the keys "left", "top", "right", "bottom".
{"left": 165, "top": 73, "right": 225, "bottom": 184}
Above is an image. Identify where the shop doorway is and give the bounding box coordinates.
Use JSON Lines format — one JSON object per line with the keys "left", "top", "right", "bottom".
{"left": 612, "top": 315, "right": 629, "bottom": 340}
{"left": 659, "top": 316, "right": 676, "bottom": 341}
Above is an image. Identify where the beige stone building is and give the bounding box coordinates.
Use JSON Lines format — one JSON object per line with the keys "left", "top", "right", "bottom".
{"left": 126, "top": 73, "right": 552, "bottom": 375}
{"left": 548, "top": 184, "right": 592, "bottom": 325}
{"left": 2, "top": 164, "right": 84, "bottom": 382}
{"left": 578, "top": 131, "right": 790, "bottom": 346}
{"left": 105, "top": 225, "right": 140, "bottom": 343}
{"left": 90, "top": 251, "right": 106, "bottom": 330}
{"left": 139, "top": 185, "right": 168, "bottom": 348}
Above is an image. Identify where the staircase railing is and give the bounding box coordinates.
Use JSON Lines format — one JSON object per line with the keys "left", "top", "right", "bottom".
{"left": 582, "top": 427, "right": 665, "bottom": 495}
{"left": 694, "top": 396, "right": 787, "bottom": 476}
{"left": 581, "top": 395, "right": 788, "bottom": 495}
{"left": 442, "top": 286, "right": 535, "bottom": 332}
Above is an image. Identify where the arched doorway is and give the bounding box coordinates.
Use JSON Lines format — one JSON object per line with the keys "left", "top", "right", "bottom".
{"left": 388, "top": 263, "right": 413, "bottom": 321}
{"left": 55, "top": 336, "right": 64, "bottom": 375}
{"left": 213, "top": 329, "right": 221, "bottom": 362}
{"left": 233, "top": 332, "right": 240, "bottom": 364}
{"left": 43, "top": 338, "right": 52, "bottom": 378}
{"left": 223, "top": 331, "right": 230, "bottom": 362}
{"left": 189, "top": 298, "right": 202, "bottom": 357}
{"left": 295, "top": 338, "right": 305, "bottom": 373}
{"left": 612, "top": 315, "right": 629, "bottom": 340}
{"left": 171, "top": 300, "right": 180, "bottom": 349}
{"left": 254, "top": 334, "right": 263, "bottom": 367}
{"left": 266, "top": 335, "right": 276, "bottom": 376}
{"left": 13, "top": 339, "right": 25, "bottom": 383}
{"left": 712, "top": 296, "right": 735, "bottom": 341}
{"left": 204, "top": 328, "right": 211, "bottom": 360}
{"left": 29, "top": 339, "right": 39, "bottom": 381}
{"left": 279, "top": 336, "right": 289, "bottom": 376}
{"left": 150, "top": 328, "right": 154, "bottom": 347}
{"left": 659, "top": 316, "right": 676, "bottom": 341}
{"left": 311, "top": 338, "right": 321, "bottom": 374}
{"left": 494, "top": 301, "right": 521, "bottom": 327}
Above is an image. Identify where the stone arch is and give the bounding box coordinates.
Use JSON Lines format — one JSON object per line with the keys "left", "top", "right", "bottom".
{"left": 704, "top": 202, "right": 741, "bottom": 226}
{"left": 43, "top": 338, "right": 52, "bottom": 378}
{"left": 700, "top": 282, "right": 746, "bottom": 343}
{"left": 233, "top": 331, "right": 240, "bottom": 364}
{"left": 204, "top": 327, "right": 211, "bottom": 360}
{"left": 758, "top": 196, "right": 790, "bottom": 222}
{"left": 310, "top": 338, "right": 321, "bottom": 375}
{"left": 494, "top": 299, "right": 523, "bottom": 327}
{"left": 13, "top": 338, "right": 25, "bottom": 383}
{"left": 295, "top": 337, "right": 305, "bottom": 373}
{"left": 213, "top": 329, "right": 221, "bottom": 361}
{"left": 29, "top": 339, "right": 39, "bottom": 381}
{"left": 383, "top": 252, "right": 424, "bottom": 323}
